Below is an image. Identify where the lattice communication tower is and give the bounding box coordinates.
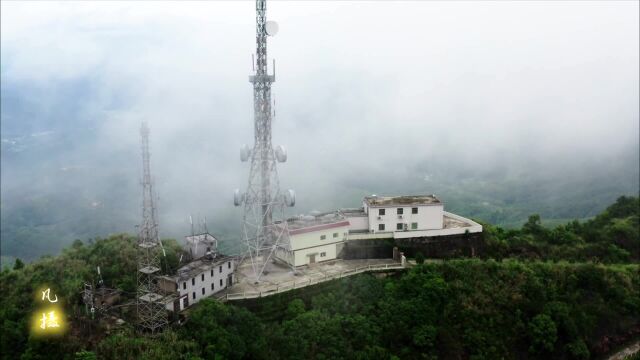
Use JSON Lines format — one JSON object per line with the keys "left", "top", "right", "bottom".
{"left": 136, "top": 122, "right": 168, "bottom": 333}
{"left": 234, "top": 0, "right": 296, "bottom": 282}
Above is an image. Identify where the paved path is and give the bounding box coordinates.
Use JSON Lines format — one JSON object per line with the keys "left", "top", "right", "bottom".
{"left": 606, "top": 340, "right": 640, "bottom": 360}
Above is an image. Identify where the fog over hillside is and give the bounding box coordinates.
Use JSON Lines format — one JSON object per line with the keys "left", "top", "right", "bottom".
{"left": 1, "top": 1, "right": 638, "bottom": 263}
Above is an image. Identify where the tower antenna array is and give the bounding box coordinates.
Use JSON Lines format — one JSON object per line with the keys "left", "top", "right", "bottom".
{"left": 136, "top": 122, "right": 168, "bottom": 333}
{"left": 235, "top": 0, "right": 295, "bottom": 282}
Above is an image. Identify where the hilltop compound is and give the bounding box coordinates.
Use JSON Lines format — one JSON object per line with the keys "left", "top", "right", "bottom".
{"left": 274, "top": 194, "right": 482, "bottom": 268}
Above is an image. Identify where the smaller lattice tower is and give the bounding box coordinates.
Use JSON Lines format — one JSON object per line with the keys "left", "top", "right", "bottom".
{"left": 136, "top": 122, "right": 168, "bottom": 333}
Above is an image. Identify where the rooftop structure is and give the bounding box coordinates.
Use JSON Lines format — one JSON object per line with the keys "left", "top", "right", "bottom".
{"left": 363, "top": 194, "right": 441, "bottom": 207}
{"left": 175, "top": 254, "right": 234, "bottom": 281}
{"left": 184, "top": 233, "right": 218, "bottom": 260}
{"left": 284, "top": 211, "right": 348, "bottom": 232}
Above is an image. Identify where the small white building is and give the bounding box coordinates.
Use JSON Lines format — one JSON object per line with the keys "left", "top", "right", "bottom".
{"left": 275, "top": 212, "right": 350, "bottom": 267}
{"left": 362, "top": 194, "right": 444, "bottom": 233}
{"left": 342, "top": 195, "right": 483, "bottom": 240}
{"left": 158, "top": 232, "right": 235, "bottom": 312}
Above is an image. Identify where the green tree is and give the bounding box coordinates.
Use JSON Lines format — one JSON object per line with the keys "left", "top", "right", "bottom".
{"left": 528, "top": 314, "right": 557, "bottom": 354}
{"left": 13, "top": 258, "right": 24, "bottom": 270}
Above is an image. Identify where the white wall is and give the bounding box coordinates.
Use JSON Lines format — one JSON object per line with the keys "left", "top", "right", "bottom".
{"left": 289, "top": 224, "right": 349, "bottom": 251}
{"left": 347, "top": 211, "right": 482, "bottom": 241}
{"left": 367, "top": 204, "right": 444, "bottom": 232}
{"left": 176, "top": 259, "right": 235, "bottom": 308}
{"left": 283, "top": 223, "right": 349, "bottom": 266}
{"left": 345, "top": 215, "right": 368, "bottom": 232}
{"left": 293, "top": 243, "right": 337, "bottom": 266}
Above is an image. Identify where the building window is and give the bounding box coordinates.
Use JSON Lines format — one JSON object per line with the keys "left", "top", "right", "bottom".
{"left": 333, "top": 232, "right": 338, "bottom": 238}
{"left": 397, "top": 223, "right": 403, "bottom": 230}
{"left": 378, "top": 224, "right": 385, "bottom": 231}
{"left": 412, "top": 207, "right": 418, "bottom": 214}
{"left": 191, "top": 278, "right": 195, "bottom": 286}
{"left": 219, "top": 265, "right": 222, "bottom": 273}
{"left": 202, "top": 288, "right": 205, "bottom": 295}
{"left": 183, "top": 282, "right": 186, "bottom": 290}
{"left": 320, "top": 235, "right": 326, "bottom": 240}
{"left": 220, "top": 279, "right": 223, "bottom": 287}
{"left": 320, "top": 252, "right": 326, "bottom": 257}
{"left": 211, "top": 269, "right": 213, "bottom": 277}
{"left": 397, "top": 208, "right": 403, "bottom": 215}
{"left": 192, "top": 292, "right": 195, "bottom": 300}
{"left": 228, "top": 262, "right": 231, "bottom": 269}
{"left": 201, "top": 274, "right": 204, "bottom": 281}
{"left": 211, "top": 283, "right": 214, "bottom": 290}
{"left": 411, "top": 222, "right": 418, "bottom": 230}
{"left": 379, "top": 209, "right": 385, "bottom": 216}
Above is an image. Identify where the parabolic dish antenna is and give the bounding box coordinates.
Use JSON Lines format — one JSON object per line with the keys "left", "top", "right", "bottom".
{"left": 265, "top": 21, "right": 279, "bottom": 36}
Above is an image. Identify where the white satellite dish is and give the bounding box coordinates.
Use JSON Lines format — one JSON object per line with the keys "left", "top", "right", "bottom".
{"left": 234, "top": 189, "right": 245, "bottom": 206}
{"left": 285, "top": 189, "right": 296, "bottom": 207}
{"left": 265, "top": 21, "right": 279, "bottom": 36}
{"left": 240, "top": 144, "right": 251, "bottom": 162}
{"left": 275, "top": 145, "right": 287, "bottom": 163}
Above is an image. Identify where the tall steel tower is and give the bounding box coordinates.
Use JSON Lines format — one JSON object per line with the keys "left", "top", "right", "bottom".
{"left": 235, "top": 0, "right": 295, "bottom": 282}
{"left": 136, "top": 122, "right": 168, "bottom": 333}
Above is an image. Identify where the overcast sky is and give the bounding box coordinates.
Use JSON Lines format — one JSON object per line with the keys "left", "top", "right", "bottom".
{"left": 1, "top": 1, "right": 638, "bottom": 244}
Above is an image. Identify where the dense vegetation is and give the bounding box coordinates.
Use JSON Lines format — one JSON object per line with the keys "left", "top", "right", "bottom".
{"left": 483, "top": 196, "right": 639, "bottom": 263}
{"left": 0, "top": 196, "right": 638, "bottom": 359}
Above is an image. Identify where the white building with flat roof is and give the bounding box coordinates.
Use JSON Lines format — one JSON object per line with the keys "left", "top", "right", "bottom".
{"left": 158, "top": 255, "right": 235, "bottom": 312}
{"left": 273, "top": 195, "right": 482, "bottom": 268}
{"left": 157, "top": 231, "right": 235, "bottom": 312}
{"left": 342, "top": 195, "right": 482, "bottom": 240}
{"left": 363, "top": 194, "right": 444, "bottom": 233}
{"left": 275, "top": 212, "right": 349, "bottom": 267}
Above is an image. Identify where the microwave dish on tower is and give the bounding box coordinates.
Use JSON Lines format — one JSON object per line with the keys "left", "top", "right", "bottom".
{"left": 265, "top": 21, "right": 279, "bottom": 36}
{"left": 235, "top": 0, "right": 295, "bottom": 283}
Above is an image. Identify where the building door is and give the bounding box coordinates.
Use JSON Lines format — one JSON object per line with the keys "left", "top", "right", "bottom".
{"left": 309, "top": 254, "right": 316, "bottom": 264}
{"left": 182, "top": 296, "right": 188, "bottom": 310}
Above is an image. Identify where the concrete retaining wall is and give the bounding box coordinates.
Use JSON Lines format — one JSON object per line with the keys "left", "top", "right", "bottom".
{"left": 340, "top": 231, "right": 485, "bottom": 260}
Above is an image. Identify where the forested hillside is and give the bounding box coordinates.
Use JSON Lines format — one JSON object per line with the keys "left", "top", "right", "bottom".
{"left": 1, "top": 196, "right": 638, "bottom": 359}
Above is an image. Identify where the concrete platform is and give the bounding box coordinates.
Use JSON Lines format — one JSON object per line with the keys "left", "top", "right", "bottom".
{"left": 222, "top": 258, "right": 403, "bottom": 300}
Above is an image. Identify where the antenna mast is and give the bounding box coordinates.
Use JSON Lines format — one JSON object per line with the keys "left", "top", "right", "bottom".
{"left": 136, "top": 122, "right": 168, "bottom": 333}
{"left": 235, "top": 0, "right": 295, "bottom": 282}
